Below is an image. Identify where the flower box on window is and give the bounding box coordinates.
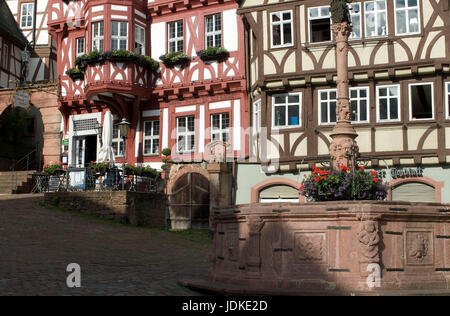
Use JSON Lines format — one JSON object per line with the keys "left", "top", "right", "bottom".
{"left": 159, "top": 52, "right": 191, "bottom": 68}
{"left": 197, "top": 47, "right": 229, "bottom": 62}
{"left": 65, "top": 68, "right": 84, "bottom": 81}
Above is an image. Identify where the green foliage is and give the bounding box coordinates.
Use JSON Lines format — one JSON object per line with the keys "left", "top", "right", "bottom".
{"left": 161, "top": 148, "right": 171, "bottom": 157}
{"left": 197, "top": 46, "right": 229, "bottom": 61}
{"left": 88, "top": 161, "right": 111, "bottom": 173}
{"left": 160, "top": 52, "right": 191, "bottom": 67}
{"left": 44, "top": 162, "right": 63, "bottom": 175}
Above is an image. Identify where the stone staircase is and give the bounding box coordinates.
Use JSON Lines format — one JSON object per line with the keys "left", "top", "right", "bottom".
{"left": 0, "top": 171, "right": 37, "bottom": 194}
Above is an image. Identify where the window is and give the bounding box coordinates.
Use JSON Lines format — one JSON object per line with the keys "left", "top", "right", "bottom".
{"left": 143, "top": 121, "right": 160, "bottom": 155}
{"left": 377, "top": 85, "right": 400, "bottom": 122}
{"left": 395, "top": 0, "right": 420, "bottom": 35}
{"left": 2, "top": 43, "right": 9, "bottom": 70}
{"left": 308, "top": 6, "right": 331, "bottom": 43}
{"left": 168, "top": 21, "right": 183, "bottom": 53}
{"left": 20, "top": 3, "right": 34, "bottom": 28}
{"left": 271, "top": 11, "right": 293, "bottom": 47}
{"left": 177, "top": 116, "right": 195, "bottom": 153}
{"left": 92, "top": 22, "right": 104, "bottom": 52}
{"left": 76, "top": 38, "right": 85, "bottom": 57}
{"left": 111, "top": 21, "right": 128, "bottom": 51}
{"left": 112, "top": 124, "right": 124, "bottom": 157}
{"left": 446, "top": 82, "right": 450, "bottom": 119}
{"left": 350, "top": 87, "right": 369, "bottom": 122}
{"left": 319, "top": 89, "right": 337, "bottom": 125}
{"left": 365, "top": 0, "right": 387, "bottom": 37}
{"left": 409, "top": 83, "right": 434, "bottom": 120}
{"left": 349, "top": 3, "right": 362, "bottom": 39}
{"left": 135, "top": 26, "right": 145, "bottom": 55}
{"left": 253, "top": 100, "right": 261, "bottom": 134}
{"left": 211, "top": 113, "right": 230, "bottom": 143}
{"left": 273, "top": 93, "right": 301, "bottom": 128}
{"left": 205, "top": 14, "right": 222, "bottom": 48}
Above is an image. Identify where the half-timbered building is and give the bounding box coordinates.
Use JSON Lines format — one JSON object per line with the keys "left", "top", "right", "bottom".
{"left": 6, "top": 0, "right": 57, "bottom": 82}
{"left": 236, "top": 0, "right": 450, "bottom": 204}
{"left": 47, "top": 0, "right": 247, "bottom": 172}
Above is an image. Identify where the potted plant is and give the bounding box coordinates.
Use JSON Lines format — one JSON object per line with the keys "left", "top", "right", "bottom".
{"left": 197, "top": 47, "right": 229, "bottom": 62}
{"left": 159, "top": 52, "right": 191, "bottom": 68}
{"left": 123, "top": 164, "right": 136, "bottom": 176}
{"left": 88, "top": 160, "right": 111, "bottom": 176}
{"left": 66, "top": 68, "right": 84, "bottom": 81}
{"left": 160, "top": 148, "right": 172, "bottom": 179}
{"left": 135, "top": 55, "right": 159, "bottom": 72}
{"left": 299, "top": 165, "right": 388, "bottom": 202}
{"left": 43, "top": 162, "right": 64, "bottom": 175}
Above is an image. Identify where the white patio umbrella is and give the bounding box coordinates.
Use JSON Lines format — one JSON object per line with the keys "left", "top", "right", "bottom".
{"left": 98, "top": 110, "right": 115, "bottom": 163}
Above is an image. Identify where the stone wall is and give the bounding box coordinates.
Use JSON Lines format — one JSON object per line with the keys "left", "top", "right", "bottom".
{"left": 44, "top": 191, "right": 167, "bottom": 227}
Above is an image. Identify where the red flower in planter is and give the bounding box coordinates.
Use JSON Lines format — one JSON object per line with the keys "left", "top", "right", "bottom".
{"left": 314, "top": 177, "right": 321, "bottom": 182}
{"left": 370, "top": 171, "right": 377, "bottom": 176}
{"left": 319, "top": 170, "right": 327, "bottom": 176}
{"left": 373, "top": 177, "right": 379, "bottom": 183}
{"left": 359, "top": 166, "right": 365, "bottom": 170}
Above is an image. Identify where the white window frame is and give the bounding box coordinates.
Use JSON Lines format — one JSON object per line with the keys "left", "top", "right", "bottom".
{"left": 376, "top": 84, "right": 401, "bottom": 122}
{"left": 349, "top": 2, "right": 362, "bottom": 40}
{"left": 112, "top": 124, "right": 124, "bottom": 158}
{"left": 143, "top": 120, "right": 160, "bottom": 156}
{"left": 350, "top": 87, "right": 370, "bottom": 123}
{"left": 408, "top": 82, "right": 434, "bottom": 121}
{"left": 394, "top": 0, "right": 421, "bottom": 36}
{"left": 253, "top": 100, "right": 261, "bottom": 135}
{"left": 177, "top": 116, "right": 195, "bottom": 154}
{"left": 211, "top": 113, "right": 230, "bottom": 143}
{"left": 446, "top": 82, "right": 450, "bottom": 120}
{"left": 272, "top": 93, "right": 302, "bottom": 129}
{"left": 364, "top": 0, "right": 388, "bottom": 38}
{"left": 91, "top": 21, "right": 104, "bottom": 52}
{"left": 111, "top": 21, "right": 128, "bottom": 51}
{"left": 20, "top": 3, "right": 34, "bottom": 29}
{"left": 308, "top": 6, "right": 332, "bottom": 44}
{"left": 205, "top": 13, "right": 222, "bottom": 49}
{"left": 135, "top": 25, "right": 146, "bottom": 55}
{"left": 168, "top": 20, "right": 184, "bottom": 53}
{"left": 76, "top": 38, "right": 85, "bottom": 57}
{"left": 318, "top": 89, "right": 337, "bottom": 125}
{"left": 270, "top": 10, "right": 294, "bottom": 48}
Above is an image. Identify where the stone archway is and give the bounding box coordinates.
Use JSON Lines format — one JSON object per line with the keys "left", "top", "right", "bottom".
{"left": 0, "top": 86, "right": 61, "bottom": 170}
{"left": 167, "top": 165, "right": 211, "bottom": 230}
{"left": 387, "top": 176, "right": 444, "bottom": 203}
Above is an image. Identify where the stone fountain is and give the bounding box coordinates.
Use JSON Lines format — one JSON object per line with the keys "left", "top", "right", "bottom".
{"left": 180, "top": 1, "right": 450, "bottom": 295}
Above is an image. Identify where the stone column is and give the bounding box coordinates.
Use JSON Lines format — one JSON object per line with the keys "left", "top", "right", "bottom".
{"left": 329, "top": 21, "right": 360, "bottom": 171}
{"left": 206, "top": 141, "right": 233, "bottom": 229}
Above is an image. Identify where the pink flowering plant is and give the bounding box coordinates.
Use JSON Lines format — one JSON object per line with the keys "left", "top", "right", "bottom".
{"left": 43, "top": 161, "right": 63, "bottom": 175}
{"left": 299, "top": 165, "right": 388, "bottom": 202}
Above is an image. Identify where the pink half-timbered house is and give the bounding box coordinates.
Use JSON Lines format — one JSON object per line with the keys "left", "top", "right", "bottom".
{"left": 47, "top": 0, "right": 248, "bottom": 170}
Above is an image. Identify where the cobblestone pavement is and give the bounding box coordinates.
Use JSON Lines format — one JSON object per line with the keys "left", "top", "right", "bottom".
{"left": 0, "top": 194, "right": 211, "bottom": 296}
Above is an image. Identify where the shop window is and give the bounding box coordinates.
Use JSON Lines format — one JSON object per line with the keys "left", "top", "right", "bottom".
{"left": 308, "top": 6, "right": 331, "bottom": 43}
{"left": 270, "top": 11, "right": 293, "bottom": 48}
{"left": 409, "top": 83, "right": 434, "bottom": 120}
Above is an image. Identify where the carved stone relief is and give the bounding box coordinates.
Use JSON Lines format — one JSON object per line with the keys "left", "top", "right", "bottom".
{"left": 405, "top": 231, "right": 433, "bottom": 265}
{"left": 294, "top": 232, "right": 326, "bottom": 264}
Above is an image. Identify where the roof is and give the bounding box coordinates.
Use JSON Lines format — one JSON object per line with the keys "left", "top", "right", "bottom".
{"left": 0, "top": 0, "right": 29, "bottom": 48}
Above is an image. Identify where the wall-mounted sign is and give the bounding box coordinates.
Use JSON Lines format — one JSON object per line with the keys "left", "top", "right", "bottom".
{"left": 14, "top": 91, "right": 30, "bottom": 109}
{"left": 62, "top": 139, "right": 69, "bottom": 146}
{"left": 390, "top": 166, "right": 424, "bottom": 179}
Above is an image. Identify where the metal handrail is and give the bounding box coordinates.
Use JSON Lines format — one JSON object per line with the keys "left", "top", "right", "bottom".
{"left": 11, "top": 147, "right": 37, "bottom": 172}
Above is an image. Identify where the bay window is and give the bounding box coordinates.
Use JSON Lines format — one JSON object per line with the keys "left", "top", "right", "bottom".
{"left": 92, "top": 21, "right": 104, "bottom": 52}
{"left": 111, "top": 21, "right": 128, "bottom": 51}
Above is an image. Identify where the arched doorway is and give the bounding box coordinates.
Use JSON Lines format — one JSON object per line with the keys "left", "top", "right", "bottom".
{"left": 168, "top": 172, "right": 210, "bottom": 230}
{"left": 0, "top": 104, "right": 44, "bottom": 170}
